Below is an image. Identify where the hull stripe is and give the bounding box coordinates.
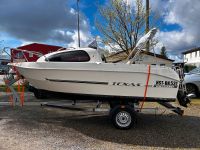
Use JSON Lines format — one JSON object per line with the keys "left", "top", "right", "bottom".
{"left": 45, "top": 78, "right": 109, "bottom": 85}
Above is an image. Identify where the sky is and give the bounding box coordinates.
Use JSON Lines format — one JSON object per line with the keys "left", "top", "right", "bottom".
{"left": 0, "top": 0, "right": 200, "bottom": 61}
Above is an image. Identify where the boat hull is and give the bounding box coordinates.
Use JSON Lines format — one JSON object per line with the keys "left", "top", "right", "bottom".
{"left": 14, "top": 62, "right": 180, "bottom": 100}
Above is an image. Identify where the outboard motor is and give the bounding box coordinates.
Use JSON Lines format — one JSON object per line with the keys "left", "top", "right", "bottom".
{"left": 174, "top": 65, "right": 191, "bottom": 107}
{"left": 177, "top": 90, "right": 191, "bottom": 107}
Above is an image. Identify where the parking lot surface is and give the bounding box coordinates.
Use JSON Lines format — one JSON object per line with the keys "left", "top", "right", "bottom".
{"left": 0, "top": 92, "right": 200, "bottom": 150}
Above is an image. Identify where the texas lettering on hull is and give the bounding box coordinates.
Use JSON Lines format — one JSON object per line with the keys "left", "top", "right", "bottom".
{"left": 111, "top": 80, "right": 178, "bottom": 88}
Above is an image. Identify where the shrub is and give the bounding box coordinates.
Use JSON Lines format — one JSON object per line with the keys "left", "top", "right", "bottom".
{"left": 184, "top": 65, "right": 197, "bottom": 73}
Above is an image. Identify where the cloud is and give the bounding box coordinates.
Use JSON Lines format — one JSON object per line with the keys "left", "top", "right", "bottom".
{"left": 68, "top": 30, "right": 93, "bottom": 48}
{"left": 157, "top": 0, "right": 200, "bottom": 56}
{"left": 123, "top": 0, "right": 136, "bottom": 8}
{"left": 0, "top": 0, "right": 92, "bottom": 47}
{"left": 157, "top": 30, "right": 195, "bottom": 54}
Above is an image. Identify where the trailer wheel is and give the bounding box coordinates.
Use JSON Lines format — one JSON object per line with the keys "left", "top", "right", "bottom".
{"left": 110, "top": 105, "right": 136, "bottom": 129}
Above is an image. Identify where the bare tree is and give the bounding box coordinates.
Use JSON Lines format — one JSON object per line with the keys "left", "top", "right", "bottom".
{"left": 160, "top": 46, "right": 168, "bottom": 58}
{"left": 96, "top": 0, "right": 146, "bottom": 55}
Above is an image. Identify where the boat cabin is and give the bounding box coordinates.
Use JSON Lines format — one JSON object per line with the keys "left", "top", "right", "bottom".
{"left": 37, "top": 48, "right": 103, "bottom": 63}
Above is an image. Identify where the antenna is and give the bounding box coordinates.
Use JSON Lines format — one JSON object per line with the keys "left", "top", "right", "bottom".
{"left": 77, "top": 0, "right": 81, "bottom": 47}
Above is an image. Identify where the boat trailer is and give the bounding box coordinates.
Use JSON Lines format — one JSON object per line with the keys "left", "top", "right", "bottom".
{"left": 1, "top": 60, "right": 191, "bottom": 129}
{"left": 0, "top": 45, "right": 191, "bottom": 129}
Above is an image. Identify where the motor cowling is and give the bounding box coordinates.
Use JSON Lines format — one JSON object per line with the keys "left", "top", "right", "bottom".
{"left": 177, "top": 90, "right": 191, "bottom": 107}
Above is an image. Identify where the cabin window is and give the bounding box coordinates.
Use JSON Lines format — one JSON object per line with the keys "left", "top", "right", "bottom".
{"left": 160, "top": 64, "right": 165, "bottom": 66}
{"left": 195, "top": 51, "right": 197, "bottom": 57}
{"left": 47, "top": 50, "right": 90, "bottom": 62}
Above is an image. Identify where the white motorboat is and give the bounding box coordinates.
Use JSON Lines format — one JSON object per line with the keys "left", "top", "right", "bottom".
{"left": 8, "top": 28, "right": 190, "bottom": 129}
{"left": 10, "top": 28, "right": 187, "bottom": 102}
{"left": 14, "top": 49, "right": 179, "bottom": 100}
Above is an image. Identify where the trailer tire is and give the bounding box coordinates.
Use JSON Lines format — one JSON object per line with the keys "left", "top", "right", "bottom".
{"left": 110, "top": 105, "right": 136, "bottom": 129}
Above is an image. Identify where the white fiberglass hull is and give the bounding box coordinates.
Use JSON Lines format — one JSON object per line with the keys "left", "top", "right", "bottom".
{"left": 13, "top": 62, "right": 180, "bottom": 100}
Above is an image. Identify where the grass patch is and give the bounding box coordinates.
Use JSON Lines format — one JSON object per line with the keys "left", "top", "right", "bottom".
{"left": 0, "top": 84, "right": 28, "bottom": 92}
{"left": 0, "top": 85, "right": 7, "bottom": 92}
{"left": 191, "top": 99, "right": 200, "bottom": 105}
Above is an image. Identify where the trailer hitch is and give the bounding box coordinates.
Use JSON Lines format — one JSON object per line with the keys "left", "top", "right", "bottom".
{"left": 158, "top": 102, "right": 184, "bottom": 116}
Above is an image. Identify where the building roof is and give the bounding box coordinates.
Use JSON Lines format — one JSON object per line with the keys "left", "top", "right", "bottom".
{"left": 106, "top": 50, "right": 174, "bottom": 63}
{"left": 14, "top": 43, "right": 64, "bottom": 52}
{"left": 182, "top": 47, "right": 200, "bottom": 54}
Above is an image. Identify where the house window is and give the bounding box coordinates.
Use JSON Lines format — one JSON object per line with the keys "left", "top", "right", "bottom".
{"left": 15, "top": 52, "right": 24, "bottom": 59}
{"left": 46, "top": 50, "right": 90, "bottom": 62}
{"left": 29, "top": 52, "right": 33, "bottom": 58}
{"left": 184, "top": 55, "right": 188, "bottom": 62}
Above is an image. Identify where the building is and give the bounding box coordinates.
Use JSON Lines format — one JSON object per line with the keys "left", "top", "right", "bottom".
{"left": 182, "top": 47, "right": 200, "bottom": 67}
{"left": 11, "top": 43, "right": 65, "bottom": 62}
{"left": 0, "top": 58, "right": 10, "bottom": 73}
{"left": 106, "top": 50, "right": 174, "bottom": 67}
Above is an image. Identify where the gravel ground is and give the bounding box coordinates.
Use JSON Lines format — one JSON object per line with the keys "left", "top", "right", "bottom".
{"left": 0, "top": 92, "right": 200, "bottom": 150}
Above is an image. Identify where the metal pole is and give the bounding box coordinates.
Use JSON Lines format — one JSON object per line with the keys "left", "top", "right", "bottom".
{"left": 77, "top": 0, "right": 81, "bottom": 47}
{"left": 146, "top": 0, "right": 150, "bottom": 51}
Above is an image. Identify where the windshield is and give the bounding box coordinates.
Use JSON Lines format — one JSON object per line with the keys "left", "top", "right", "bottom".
{"left": 189, "top": 67, "right": 200, "bottom": 74}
